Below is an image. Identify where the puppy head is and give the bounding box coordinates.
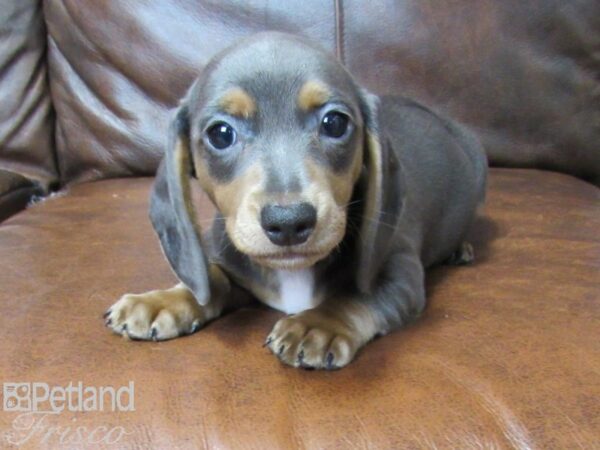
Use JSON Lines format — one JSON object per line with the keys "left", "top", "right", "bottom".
{"left": 181, "top": 33, "right": 378, "bottom": 271}
{"left": 153, "top": 32, "right": 397, "bottom": 295}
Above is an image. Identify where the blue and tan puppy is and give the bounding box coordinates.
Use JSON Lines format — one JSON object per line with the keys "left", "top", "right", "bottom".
{"left": 105, "top": 33, "right": 487, "bottom": 370}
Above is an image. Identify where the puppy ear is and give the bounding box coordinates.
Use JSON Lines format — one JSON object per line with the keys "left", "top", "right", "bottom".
{"left": 149, "top": 105, "right": 211, "bottom": 305}
{"left": 356, "top": 91, "right": 405, "bottom": 294}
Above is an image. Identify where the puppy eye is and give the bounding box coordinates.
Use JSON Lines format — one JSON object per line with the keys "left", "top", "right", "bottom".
{"left": 206, "top": 122, "right": 236, "bottom": 149}
{"left": 320, "top": 111, "right": 349, "bottom": 138}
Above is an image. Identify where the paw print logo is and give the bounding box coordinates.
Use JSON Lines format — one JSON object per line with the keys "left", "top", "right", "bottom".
{"left": 3, "top": 383, "right": 31, "bottom": 412}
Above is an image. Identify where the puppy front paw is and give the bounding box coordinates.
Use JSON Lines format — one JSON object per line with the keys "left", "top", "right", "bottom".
{"left": 104, "top": 284, "right": 205, "bottom": 341}
{"left": 265, "top": 311, "right": 363, "bottom": 370}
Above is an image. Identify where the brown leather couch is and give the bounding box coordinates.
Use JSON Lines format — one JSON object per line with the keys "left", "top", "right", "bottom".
{"left": 1, "top": 1, "right": 598, "bottom": 448}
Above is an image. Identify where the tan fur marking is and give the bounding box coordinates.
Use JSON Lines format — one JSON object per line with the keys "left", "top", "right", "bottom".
{"left": 362, "top": 132, "right": 383, "bottom": 237}
{"left": 293, "top": 298, "right": 378, "bottom": 341}
{"left": 174, "top": 136, "right": 206, "bottom": 241}
{"left": 105, "top": 268, "right": 230, "bottom": 341}
{"left": 298, "top": 80, "right": 331, "bottom": 111}
{"left": 244, "top": 277, "right": 279, "bottom": 306}
{"left": 305, "top": 138, "right": 363, "bottom": 207}
{"left": 194, "top": 157, "right": 215, "bottom": 201}
{"left": 266, "top": 296, "right": 379, "bottom": 368}
{"left": 174, "top": 139, "right": 193, "bottom": 206}
{"left": 212, "top": 164, "right": 263, "bottom": 219}
{"left": 219, "top": 88, "right": 256, "bottom": 118}
{"left": 354, "top": 131, "right": 384, "bottom": 292}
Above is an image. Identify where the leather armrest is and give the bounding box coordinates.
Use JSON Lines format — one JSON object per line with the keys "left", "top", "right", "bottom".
{"left": 0, "top": 170, "right": 43, "bottom": 222}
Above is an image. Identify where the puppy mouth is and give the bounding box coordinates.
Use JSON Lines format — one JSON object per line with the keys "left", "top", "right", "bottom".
{"left": 252, "top": 250, "right": 325, "bottom": 269}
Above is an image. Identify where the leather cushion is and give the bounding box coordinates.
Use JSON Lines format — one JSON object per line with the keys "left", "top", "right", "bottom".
{"left": 0, "top": 169, "right": 598, "bottom": 448}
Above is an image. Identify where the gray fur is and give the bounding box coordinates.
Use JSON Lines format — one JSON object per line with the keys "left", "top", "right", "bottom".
{"left": 150, "top": 32, "right": 487, "bottom": 333}
{"left": 149, "top": 107, "right": 211, "bottom": 305}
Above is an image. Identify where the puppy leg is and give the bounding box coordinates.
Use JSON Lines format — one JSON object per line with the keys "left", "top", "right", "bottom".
{"left": 266, "top": 251, "right": 425, "bottom": 369}
{"left": 105, "top": 264, "right": 234, "bottom": 341}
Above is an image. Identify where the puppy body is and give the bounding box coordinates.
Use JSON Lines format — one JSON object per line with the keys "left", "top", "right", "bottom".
{"left": 106, "top": 33, "right": 487, "bottom": 369}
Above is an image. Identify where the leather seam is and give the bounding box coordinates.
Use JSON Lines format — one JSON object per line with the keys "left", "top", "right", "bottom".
{"left": 334, "top": 0, "right": 345, "bottom": 65}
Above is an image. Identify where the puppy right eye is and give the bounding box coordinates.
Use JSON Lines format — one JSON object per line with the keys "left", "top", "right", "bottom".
{"left": 206, "top": 122, "right": 236, "bottom": 149}
{"left": 320, "top": 111, "right": 349, "bottom": 139}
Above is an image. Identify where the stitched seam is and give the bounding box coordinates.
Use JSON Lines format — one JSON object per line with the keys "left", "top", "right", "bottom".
{"left": 334, "top": 0, "right": 345, "bottom": 65}
{"left": 31, "top": 0, "right": 61, "bottom": 189}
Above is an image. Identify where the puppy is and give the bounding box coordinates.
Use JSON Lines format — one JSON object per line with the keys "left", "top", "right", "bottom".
{"left": 105, "top": 32, "right": 487, "bottom": 370}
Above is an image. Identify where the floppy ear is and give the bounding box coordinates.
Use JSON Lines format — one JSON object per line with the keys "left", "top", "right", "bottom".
{"left": 356, "top": 91, "right": 405, "bottom": 294}
{"left": 149, "top": 105, "right": 211, "bottom": 305}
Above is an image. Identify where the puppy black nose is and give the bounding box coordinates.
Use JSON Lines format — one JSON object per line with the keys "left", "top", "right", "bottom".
{"left": 260, "top": 203, "right": 317, "bottom": 246}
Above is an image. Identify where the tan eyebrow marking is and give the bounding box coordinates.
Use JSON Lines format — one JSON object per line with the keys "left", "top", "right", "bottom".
{"left": 297, "top": 80, "right": 331, "bottom": 111}
{"left": 219, "top": 88, "right": 256, "bottom": 118}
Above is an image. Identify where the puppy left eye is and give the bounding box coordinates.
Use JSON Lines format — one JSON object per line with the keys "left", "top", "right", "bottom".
{"left": 206, "top": 122, "right": 236, "bottom": 150}
{"left": 320, "top": 111, "right": 349, "bottom": 138}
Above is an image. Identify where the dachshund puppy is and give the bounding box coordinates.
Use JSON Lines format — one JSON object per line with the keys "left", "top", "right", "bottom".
{"left": 105, "top": 32, "right": 487, "bottom": 370}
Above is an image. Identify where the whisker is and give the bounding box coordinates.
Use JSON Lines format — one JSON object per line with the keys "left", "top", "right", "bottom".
{"left": 351, "top": 214, "right": 398, "bottom": 231}
{"left": 342, "top": 199, "right": 363, "bottom": 209}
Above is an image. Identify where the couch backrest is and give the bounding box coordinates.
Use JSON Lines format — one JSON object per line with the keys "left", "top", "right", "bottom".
{"left": 5, "top": 1, "right": 600, "bottom": 186}
{"left": 0, "top": 0, "right": 56, "bottom": 188}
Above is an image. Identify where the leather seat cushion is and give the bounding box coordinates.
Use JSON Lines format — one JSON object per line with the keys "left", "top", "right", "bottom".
{"left": 0, "top": 168, "right": 598, "bottom": 448}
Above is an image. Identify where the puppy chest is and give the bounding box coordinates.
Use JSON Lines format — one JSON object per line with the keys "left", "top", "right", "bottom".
{"left": 272, "top": 269, "right": 321, "bottom": 314}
